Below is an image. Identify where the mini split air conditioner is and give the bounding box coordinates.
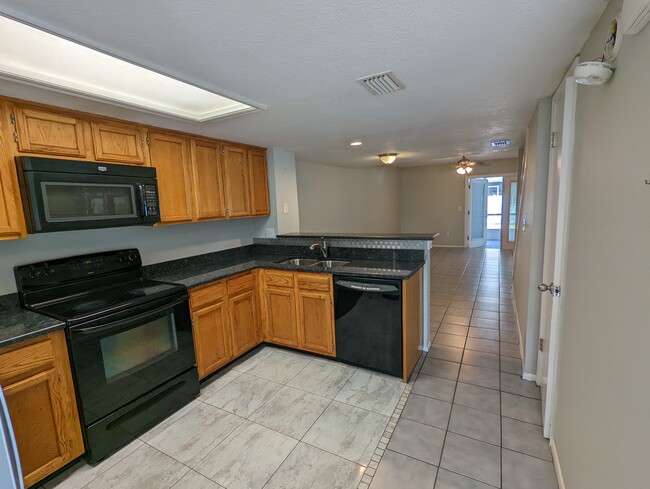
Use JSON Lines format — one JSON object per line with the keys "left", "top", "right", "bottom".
{"left": 623, "top": 0, "right": 650, "bottom": 34}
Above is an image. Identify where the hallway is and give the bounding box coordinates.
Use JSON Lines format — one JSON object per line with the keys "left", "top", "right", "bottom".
{"left": 367, "top": 247, "right": 558, "bottom": 489}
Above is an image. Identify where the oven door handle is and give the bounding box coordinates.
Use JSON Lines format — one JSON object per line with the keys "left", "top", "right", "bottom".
{"left": 71, "top": 295, "right": 187, "bottom": 335}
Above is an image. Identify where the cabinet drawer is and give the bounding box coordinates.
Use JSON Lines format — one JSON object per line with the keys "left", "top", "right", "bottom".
{"left": 190, "top": 281, "right": 226, "bottom": 310}
{"left": 264, "top": 270, "right": 294, "bottom": 288}
{"left": 226, "top": 272, "right": 255, "bottom": 296}
{"left": 0, "top": 337, "right": 55, "bottom": 385}
{"left": 297, "top": 273, "right": 332, "bottom": 292}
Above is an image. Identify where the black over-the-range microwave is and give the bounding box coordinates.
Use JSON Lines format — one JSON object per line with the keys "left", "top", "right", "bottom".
{"left": 16, "top": 156, "right": 161, "bottom": 233}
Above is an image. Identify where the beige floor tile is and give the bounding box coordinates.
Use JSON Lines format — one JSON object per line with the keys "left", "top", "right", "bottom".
{"left": 195, "top": 421, "right": 297, "bottom": 489}
{"left": 302, "top": 401, "right": 388, "bottom": 465}
{"left": 264, "top": 442, "right": 364, "bottom": 489}
{"left": 203, "top": 372, "right": 282, "bottom": 417}
{"left": 287, "top": 358, "right": 356, "bottom": 398}
{"left": 334, "top": 369, "right": 405, "bottom": 416}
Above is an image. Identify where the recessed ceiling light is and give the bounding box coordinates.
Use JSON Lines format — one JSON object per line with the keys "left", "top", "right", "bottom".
{"left": 491, "top": 139, "right": 512, "bottom": 148}
{"left": 0, "top": 16, "right": 260, "bottom": 122}
{"left": 350, "top": 141, "right": 363, "bottom": 146}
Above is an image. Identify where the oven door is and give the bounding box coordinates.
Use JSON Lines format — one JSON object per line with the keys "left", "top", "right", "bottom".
{"left": 21, "top": 170, "right": 158, "bottom": 232}
{"left": 68, "top": 294, "right": 195, "bottom": 426}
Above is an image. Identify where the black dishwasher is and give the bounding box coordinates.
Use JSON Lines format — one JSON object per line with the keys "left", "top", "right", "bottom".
{"left": 334, "top": 276, "right": 402, "bottom": 377}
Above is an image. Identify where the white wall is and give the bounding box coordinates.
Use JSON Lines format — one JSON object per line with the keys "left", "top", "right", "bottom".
{"left": 296, "top": 161, "right": 401, "bottom": 233}
{"left": 399, "top": 159, "right": 519, "bottom": 246}
{"left": 552, "top": 1, "right": 650, "bottom": 487}
{"left": 0, "top": 217, "right": 270, "bottom": 295}
{"left": 512, "top": 98, "right": 552, "bottom": 375}
{"left": 267, "top": 147, "right": 300, "bottom": 235}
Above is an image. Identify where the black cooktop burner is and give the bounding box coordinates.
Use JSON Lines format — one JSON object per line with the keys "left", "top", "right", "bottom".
{"left": 33, "top": 279, "right": 186, "bottom": 324}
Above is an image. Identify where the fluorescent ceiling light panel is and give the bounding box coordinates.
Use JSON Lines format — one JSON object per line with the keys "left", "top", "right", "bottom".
{"left": 0, "top": 16, "right": 257, "bottom": 122}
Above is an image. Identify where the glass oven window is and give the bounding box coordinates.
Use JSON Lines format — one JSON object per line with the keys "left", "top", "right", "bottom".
{"left": 100, "top": 315, "right": 179, "bottom": 383}
{"left": 41, "top": 181, "right": 137, "bottom": 221}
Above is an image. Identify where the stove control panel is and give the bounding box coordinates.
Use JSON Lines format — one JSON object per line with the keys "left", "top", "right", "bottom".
{"left": 15, "top": 249, "right": 143, "bottom": 291}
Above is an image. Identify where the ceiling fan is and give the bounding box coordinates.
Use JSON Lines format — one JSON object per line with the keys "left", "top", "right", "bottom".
{"left": 451, "top": 156, "right": 488, "bottom": 174}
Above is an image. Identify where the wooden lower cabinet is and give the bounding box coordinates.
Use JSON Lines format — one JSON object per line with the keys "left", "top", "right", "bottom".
{"left": 0, "top": 331, "right": 84, "bottom": 488}
{"left": 261, "top": 270, "right": 335, "bottom": 356}
{"left": 227, "top": 274, "right": 260, "bottom": 356}
{"left": 189, "top": 272, "right": 260, "bottom": 379}
{"left": 264, "top": 286, "right": 299, "bottom": 347}
{"left": 191, "top": 296, "right": 233, "bottom": 379}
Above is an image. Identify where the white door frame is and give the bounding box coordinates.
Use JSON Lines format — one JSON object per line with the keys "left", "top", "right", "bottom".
{"left": 538, "top": 75, "right": 578, "bottom": 439}
{"left": 464, "top": 173, "right": 517, "bottom": 249}
{"left": 465, "top": 177, "right": 487, "bottom": 247}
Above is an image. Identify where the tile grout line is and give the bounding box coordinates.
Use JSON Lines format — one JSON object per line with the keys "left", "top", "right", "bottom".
{"left": 356, "top": 381, "right": 413, "bottom": 489}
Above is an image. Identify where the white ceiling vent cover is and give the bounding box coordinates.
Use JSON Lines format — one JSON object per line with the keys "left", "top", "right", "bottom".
{"left": 357, "top": 71, "right": 405, "bottom": 95}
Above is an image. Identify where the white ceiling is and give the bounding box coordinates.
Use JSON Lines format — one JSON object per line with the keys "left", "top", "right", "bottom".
{"left": 0, "top": 0, "right": 607, "bottom": 167}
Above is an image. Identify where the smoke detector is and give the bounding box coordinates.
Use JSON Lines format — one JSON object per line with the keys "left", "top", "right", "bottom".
{"left": 574, "top": 62, "right": 614, "bottom": 85}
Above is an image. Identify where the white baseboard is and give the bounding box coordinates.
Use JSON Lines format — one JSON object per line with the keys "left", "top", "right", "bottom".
{"left": 511, "top": 285, "right": 526, "bottom": 364}
{"left": 431, "top": 244, "right": 464, "bottom": 248}
{"left": 550, "top": 438, "right": 566, "bottom": 489}
{"left": 522, "top": 372, "right": 536, "bottom": 381}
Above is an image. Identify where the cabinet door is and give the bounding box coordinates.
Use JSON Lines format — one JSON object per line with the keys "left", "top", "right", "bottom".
{"left": 228, "top": 290, "right": 260, "bottom": 357}
{"left": 264, "top": 287, "right": 299, "bottom": 347}
{"left": 0, "top": 106, "right": 26, "bottom": 239}
{"left": 12, "top": 106, "right": 88, "bottom": 157}
{"left": 223, "top": 144, "right": 251, "bottom": 217}
{"left": 91, "top": 121, "right": 149, "bottom": 165}
{"left": 297, "top": 289, "right": 335, "bottom": 356}
{"left": 0, "top": 331, "right": 84, "bottom": 488}
{"left": 149, "top": 132, "right": 194, "bottom": 223}
{"left": 248, "top": 149, "right": 269, "bottom": 216}
{"left": 191, "top": 299, "right": 233, "bottom": 379}
{"left": 190, "top": 139, "right": 226, "bottom": 220}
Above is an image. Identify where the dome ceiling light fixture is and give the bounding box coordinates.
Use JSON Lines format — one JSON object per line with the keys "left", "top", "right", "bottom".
{"left": 378, "top": 153, "right": 398, "bottom": 165}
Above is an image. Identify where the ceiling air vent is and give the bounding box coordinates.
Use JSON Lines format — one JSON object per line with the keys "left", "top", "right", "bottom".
{"left": 357, "top": 71, "right": 405, "bottom": 95}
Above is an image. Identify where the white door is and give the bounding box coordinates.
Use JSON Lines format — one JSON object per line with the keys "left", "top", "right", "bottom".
{"left": 467, "top": 178, "right": 487, "bottom": 248}
{"left": 536, "top": 75, "right": 577, "bottom": 438}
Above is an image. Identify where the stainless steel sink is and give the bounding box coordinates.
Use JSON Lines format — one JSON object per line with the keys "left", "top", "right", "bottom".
{"left": 278, "top": 258, "right": 321, "bottom": 266}
{"left": 310, "top": 260, "right": 349, "bottom": 268}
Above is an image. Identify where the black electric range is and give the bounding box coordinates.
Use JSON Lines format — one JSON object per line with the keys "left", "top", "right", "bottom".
{"left": 15, "top": 249, "right": 199, "bottom": 463}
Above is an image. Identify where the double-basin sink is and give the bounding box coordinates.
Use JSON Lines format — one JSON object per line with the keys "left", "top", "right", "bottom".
{"left": 277, "top": 258, "right": 349, "bottom": 269}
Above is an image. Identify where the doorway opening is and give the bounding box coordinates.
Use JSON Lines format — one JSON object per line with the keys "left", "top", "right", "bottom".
{"left": 465, "top": 173, "right": 518, "bottom": 250}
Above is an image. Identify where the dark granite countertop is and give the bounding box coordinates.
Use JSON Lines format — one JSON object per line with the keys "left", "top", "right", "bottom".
{"left": 146, "top": 253, "right": 425, "bottom": 289}
{"left": 0, "top": 243, "right": 425, "bottom": 348}
{"left": 277, "top": 232, "right": 440, "bottom": 240}
{"left": 0, "top": 294, "right": 66, "bottom": 349}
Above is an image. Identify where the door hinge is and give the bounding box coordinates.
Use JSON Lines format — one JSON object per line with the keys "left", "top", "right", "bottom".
{"left": 221, "top": 148, "right": 225, "bottom": 157}
{"left": 9, "top": 113, "right": 16, "bottom": 125}
{"left": 13, "top": 133, "right": 18, "bottom": 143}
{"left": 539, "top": 338, "right": 544, "bottom": 352}
{"left": 550, "top": 132, "right": 559, "bottom": 148}
{"left": 467, "top": 236, "right": 469, "bottom": 241}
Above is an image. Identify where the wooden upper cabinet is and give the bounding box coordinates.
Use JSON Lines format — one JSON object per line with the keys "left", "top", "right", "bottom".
{"left": 223, "top": 144, "right": 251, "bottom": 217}
{"left": 90, "top": 121, "right": 149, "bottom": 165}
{"left": 248, "top": 149, "right": 269, "bottom": 216}
{"left": 0, "top": 106, "right": 26, "bottom": 240}
{"left": 149, "top": 132, "right": 194, "bottom": 223}
{"left": 11, "top": 105, "right": 88, "bottom": 157}
{"left": 0, "top": 331, "right": 84, "bottom": 488}
{"left": 190, "top": 139, "right": 226, "bottom": 220}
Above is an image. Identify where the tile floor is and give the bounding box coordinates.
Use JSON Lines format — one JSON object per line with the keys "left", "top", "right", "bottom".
{"left": 44, "top": 346, "right": 404, "bottom": 489}
{"left": 42, "top": 247, "right": 557, "bottom": 489}
{"left": 368, "top": 247, "right": 558, "bottom": 489}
